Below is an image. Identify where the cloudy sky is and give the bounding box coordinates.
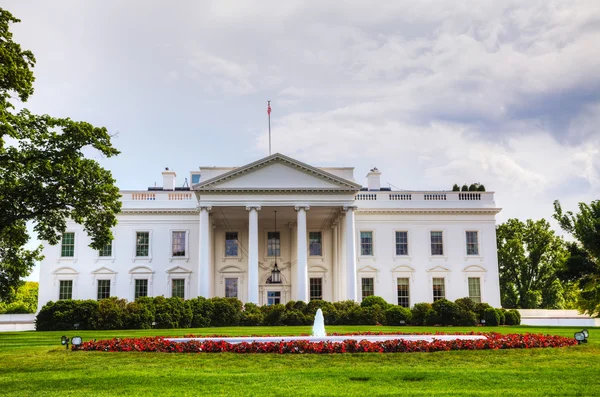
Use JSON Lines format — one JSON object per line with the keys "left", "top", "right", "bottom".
{"left": 4, "top": 1, "right": 599, "bottom": 281}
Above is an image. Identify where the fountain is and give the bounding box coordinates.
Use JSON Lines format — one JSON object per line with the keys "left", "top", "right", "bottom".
{"left": 165, "top": 308, "right": 487, "bottom": 345}
{"left": 312, "top": 308, "right": 326, "bottom": 337}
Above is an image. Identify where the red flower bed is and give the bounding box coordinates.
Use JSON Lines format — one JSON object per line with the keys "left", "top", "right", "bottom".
{"left": 76, "top": 332, "right": 577, "bottom": 354}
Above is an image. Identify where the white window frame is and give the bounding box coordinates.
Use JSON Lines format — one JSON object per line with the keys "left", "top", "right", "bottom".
{"left": 308, "top": 265, "right": 328, "bottom": 301}
{"left": 96, "top": 239, "right": 115, "bottom": 262}
{"left": 393, "top": 229, "right": 410, "bottom": 259}
{"left": 465, "top": 230, "right": 483, "bottom": 258}
{"left": 219, "top": 265, "right": 245, "bottom": 302}
{"left": 169, "top": 229, "right": 190, "bottom": 261}
{"left": 396, "top": 277, "right": 411, "bottom": 308}
{"left": 428, "top": 229, "right": 446, "bottom": 258}
{"left": 133, "top": 230, "right": 153, "bottom": 262}
{"left": 91, "top": 266, "right": 117, "bottom": 300}
{"left": 463, "top": 265, "right": 487, "bottom": 302}
{"left": 166, "top": 266, "right": 192, "bottom": 299}
{"left": 261, "top": 285, "right": 288, "bottom": 306}
{"left": 432, "top": 277, "right": 446, "bottom": 302}
{"left": 392, "top": 265, "right": 415, "bottom": 308}
{"left": 129, "top": 265, "right": 154, "bottom": 300}
{"left": 307, "top": 230, "right": 324, "bottom": 258}
{"left": 427, "top": 266, "right": 450, "bottom": 303}
{"left": 224, "top": 277, "right": 240, "bottom": 299}
{"left": 223, "top": 230, "right": 242, "bottom": 260}
{"left": 264, "top": 230, "right": 282, "bottom": 258}
{"left": 52, "top": 267, "right": 79, "bottom": 300}
{"left": 467, "top": 277, "right": 482, "bottom": 303}
{"left": 58, "top": 230, "right": 78, "bottom": 262}
{"left": 358, "top": 230, "right": 376, "bottom": 258}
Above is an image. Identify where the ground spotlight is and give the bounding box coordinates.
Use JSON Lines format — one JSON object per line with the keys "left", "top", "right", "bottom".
{"left": 574, "top": 329, "right": 589, "bottom": 344}
{"left": 60, "top": 336, "right": 70, "bottom": 350}
{"left": 71, "top": 336, "right": 83, "bottom": 350}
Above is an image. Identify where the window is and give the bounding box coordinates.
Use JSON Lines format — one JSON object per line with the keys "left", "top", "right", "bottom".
{"left": 466, "top": 231, "right": 479, "bottom": 255}
{"left": 430, "top": 231, "right": 444, "bottom": 256}
{"left": 172, "top": 279, "right": 185, "bottom": 299}
{"left": 267, "top": 232, "right": 280, "bottom": 257}
{"left": 134, "top": 279, "right": 148, "bottom": 299}
{"left": 59, "top": 280, "right": 73, "bottom": 300}
{"left": 61, "top": 233, "right": 75, "bottom": 257}
{"left": 468, "top": 277, "right": 481, "bottom": 303}
{"left": 361, "top": 278, "right": 374, "bottom": 298}
{"left": 360, "top": 231, "right": 373, "bottom": 256}
{"left": 310, "top": 278, "right": 323, "bottom": 301}
{"left": 395, "top": 231, "right": 408, "bottom": 256}
{"left": 267, "top": 291, "right": 281, "bottom": 305}
{"left": 191, "top": 174, "right": 201, "bottom": 184}
{"left": 309, "top": 232, "right": 322, "bottom": 256}
{"left": 98, "top": 241, "right": 112, "bottom": 257}
{"left": 97, "top": 279, "right": 111, "bottom": 300}
{"left": 172, "top": 231, "right": 186, "bottom": 257}
{"left": 225, "top": 278, "right": 238, "bottom": 298}
{"left": 225, "top": 232, "right": 238, "bottom": 257}
{"left": 136, "top": 232, "right": 149, "bottom": 257}
{"left": 397, "top": 278, "right": 410, "bottom": 308}
{"left": 433, "top": 278, "right": 445, "bottom": 301}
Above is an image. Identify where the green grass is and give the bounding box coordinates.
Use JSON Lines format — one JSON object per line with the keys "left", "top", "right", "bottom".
{"left": 1, "top": 326, "right": 599, "bottom": 396}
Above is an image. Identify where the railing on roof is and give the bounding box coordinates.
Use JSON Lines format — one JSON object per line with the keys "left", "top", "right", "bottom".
{"left": 129, "top": 192, "right": 193, "bottom": 201}
{"left": 355, "top": 191, "right": 493, "bottom": 202}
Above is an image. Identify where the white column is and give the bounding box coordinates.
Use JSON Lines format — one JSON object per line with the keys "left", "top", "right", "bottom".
{"left": 344, "top": 206, "right": 358, "bottom": 301}
{"left": 198, "top": 206, "right": 212, "bottom": 298}
{"left": 246, "top": 206, "right": 261, "bottom": 304}
{"left": 332, "top": 222, "right": 338, "bottom": 301}
{"left": 295, "top": 205, "right": 310, "bottom": 302}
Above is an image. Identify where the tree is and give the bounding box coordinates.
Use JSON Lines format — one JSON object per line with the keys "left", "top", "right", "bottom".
{"left": 496, "top": 218, "right": 570, "bottom": 309}
{"left": 553, "top": 200, "right": 600, "bottom": 316}
{"left": 0, "top": 8, "right": 121, "bottom": 301}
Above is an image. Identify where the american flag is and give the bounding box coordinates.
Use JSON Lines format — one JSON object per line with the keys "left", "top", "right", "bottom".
{"left": 267, "top": 102, "right": 271, "bottom": 116}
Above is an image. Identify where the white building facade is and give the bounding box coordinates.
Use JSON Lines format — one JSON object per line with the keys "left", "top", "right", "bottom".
{"left": 38, "top": 153, "right": 502, "bottom": 310}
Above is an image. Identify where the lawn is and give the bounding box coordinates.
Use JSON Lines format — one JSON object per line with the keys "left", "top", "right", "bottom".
{"left": 1, "top": 326, "right": 599, "bottom": 396}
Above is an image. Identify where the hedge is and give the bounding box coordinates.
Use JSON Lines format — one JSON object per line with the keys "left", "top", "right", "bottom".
{"left": 35, "top": 296, "right": 518, "bottom": 331}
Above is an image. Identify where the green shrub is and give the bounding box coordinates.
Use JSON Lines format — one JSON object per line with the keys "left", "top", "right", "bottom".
{"left": 153, "top": 296, "right": 192, "bottom": 329}
{"left": 35, "top": 300, "right": 99, "bottom": 331}
{"left": 125, "top": 301, "right": 153, "bottom": 329}
{"left": 96, "top": 298, "right": 128, "bottom": 330}
{"left": 455, "top": 297, "right": 477, "bottom": 313}
{"left": 262, "top": 304, "right": 286, "bottom": 326}
{"left": 350, "top": 306, "right": 385, "bottom": 325}
{"left": 452, "top": 184, "right": 460, "bottom": 191}
{"left": 306, "top": 300, "right": 334, "bottom": 315}
{"left": 477, "top": 185, "right": 486, "bottom": 191}
{"left": 293, "top": 301, "right": 307, "bottom": 312}
{"left": 3, "top": 301, "right": 31, "bottom": 314}
{"left": 210, "top": 297, "right": 242, "bottom": 326}
{"left": 241, "top": 303, "right": 264, "bottom": 326}
{"left": 456, "top": 309, "right": 478, "bottom": 326}
{"left": 424, "top": 309, "right": 441, "bottom": 326}
{"left": 461, "top": 184, "right": 469, "bottom": 191}
{"left": 483, "top": 307, "right": 500, "bottom": 326}
{"left": 505, "top": 309, "right": 521, "bottom": 325}
{"left": 321, "top": 306, "right": 340, "bottom": 325}
{"left": 411, "top": 302, "right": 432, "bottom": 325}
{"left": 431, "top": 299, "right": 461, "bottom": 325}
{"left": 282, "top": 310, "right": 309, "bottom": 326}
{"left": 187, "top": 297, "right": 213, "bottom": 328}
{"left": 496, "top": 308, "right": 506, "bottom": 326}
{"left": 333, "top": 300, "right": 360, "bottom": 324}
{"left": 385, "top": 306, "right": 412, "bottom": 325}
{"left": 360, "top": 296, "right": 389, "bottom": 309}
{"left": 474, "top": 302, "right": 492, "bottom": 322}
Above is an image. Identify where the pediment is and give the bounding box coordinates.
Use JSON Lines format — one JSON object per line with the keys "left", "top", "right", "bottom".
{"left": 195, "top": 153, "right": 360, "bottom": 192}
{"left": 53, "top": 266, "right": 78, "bottom": 275}
{"left": 358, "top": 265, "right": 379, "bottom": 273}
{"left": 391, "top": 265, "right": 415, "bottom": 273}
{"left": 427, "top": 265, "right": 450, "bottom": 273}
{"left": 91, "top": 266, "right": 117, "bottom": 275}
{"left": 129, "top": 265, "right": 154, "bottom": 274}
{"left": 463, "top": 265, "right": 487, "bottom": 272}
{"left": 218, "top": 265, "right": 244, "bottom": 273}
{"left": 166, "top": 265, "right": 192, "bottom": 274}
{"left": 308, "top": 265, "right": 328, "bottom": 273}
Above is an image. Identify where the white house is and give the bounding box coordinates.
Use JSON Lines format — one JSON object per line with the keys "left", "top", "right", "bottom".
{"left": 37, "top": 153, "right": 502, "bottom": 310}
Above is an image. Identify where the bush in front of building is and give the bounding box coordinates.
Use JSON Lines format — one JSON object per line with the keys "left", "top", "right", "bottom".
{"left": 410, "top": 302, "right": 433, "bottom": 325}
{"left": 96, "top": 297, "right": 128, "bottom": 330}
{"left": 360, "top": 296, "right": 390, "bottom": 309}
{"left": 240, "top": 303, "right": 264, "bottom": 326}
{"left": 505, "top": 309, "right": 521, "bottom": 325}
{"left": 431, "top": 299, "right": 461, "bottom": 326}
{"left": 483, "top": 307, "right": 501, "bottom": 326}
{"left": 210, "top": 297, "right": 243, "bottom": 327}
{"left": 187, "top": 297, "right": 213, "bottom": 328}
{"left": 385, "top": 306, "right": 412, "bottom": 325}
{"left": 36, "top": 299, "right": 99, "bottom": 331}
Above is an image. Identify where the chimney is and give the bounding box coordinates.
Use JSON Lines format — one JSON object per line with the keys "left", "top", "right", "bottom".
{"left": 366, "top": 167, "right": 381, "bottom": 191}
{"left": 162, "top": 167, "right": 176, "bottom": 190}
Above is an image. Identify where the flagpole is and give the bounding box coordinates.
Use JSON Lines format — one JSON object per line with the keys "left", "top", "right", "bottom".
{"left": 268, "top": 100, "right": 271, "bottom": 155}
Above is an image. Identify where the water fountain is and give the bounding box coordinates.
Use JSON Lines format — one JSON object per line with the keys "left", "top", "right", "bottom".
{"left": 165, "top": 307, "right": 487, "bottom": 345}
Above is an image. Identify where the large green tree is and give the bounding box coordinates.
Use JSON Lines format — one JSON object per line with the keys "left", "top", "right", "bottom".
{"left": 553, "top": 200, "right": 600, "bottom": 316}
{"left": 0, "top": 8, "right": 121, "bottom": 301}
{"left": 497, "top": 218, "right": 570, "bottom": 309}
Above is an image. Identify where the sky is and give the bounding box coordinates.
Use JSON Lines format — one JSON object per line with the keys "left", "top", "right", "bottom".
{"left": 4, "top": 1, "right": 600, "bottom": 281}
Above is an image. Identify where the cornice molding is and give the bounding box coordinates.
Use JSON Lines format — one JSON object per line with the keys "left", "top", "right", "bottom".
{"left": 195, "top": 187, "right": 358, "bottom": 194}
{"left": 355, "top": 208, "right": 502, "bottom": 215}
{"left": 121, "top": 209, "right": 200, "bottom": 215}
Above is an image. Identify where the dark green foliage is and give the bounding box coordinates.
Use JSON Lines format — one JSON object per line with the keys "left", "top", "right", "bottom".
{"left": 411, "top": 302, "right": 432, "bottom": 325}
{"left": 424, "top": 309, "right": 441, "bottom": 326}
{"left": 483, "top": 307, "right": 500, "bottom": 326}
{"left": 187, "top": 297, "right": 213, "bottom": 328}
{"left": 461, "top": 184, "right": 469, "bottom": 191}
{"left": 125, "top": 301, "right": 153, "bottom": 329}
{"left": 385, "top": 306, "right": 412, "bottom": 325}
{"left": 0, "top": 9, "right": 121, "bottom": 300}
{"left": 468, "top": 184, "right": 477, "bottom": 191}
{"left": 452, "top": 184, "right": 460, "bottom": 191}
{"left": 153, "top": 297, "right": 192, "bottom": 329}
{"left": 349, "top": 306, "right": 385, "bottom": 325}
{"left": 210, "top": 298, "right": 242, "bottom": 327}
{"left": 455, "top": 297, "right": 477, "bottom": 313}
{"left": 496, "top": 308, "right": 506, "bottom": 325}
{"left": 505, "top": 309, "right": 521, "bottom": 325}
{"left": 456, "top": 309, "right": 478, "bottom": 326}
{"left": 0, "top": 281, "right": 38, "bottom": 314}
{"left": 36, "top": 300, "right": 99, "bottom": 331}
{"left": 95, "top": 298, "right": 128, "bottom": 330}
{"left": 293, "top": 301, "right": 308, "bottom": 312}
{"left": 431, "top": 299, "right": 460, "bottom": 326}
{"left": 474, "top": 302, "right": 492, "bottom": 322}
{"left": 1, "top": 301, "right": 30, "bottom": 313}
{"left": 282, "top": 310, "right": 309, "bottom": 326}
{"left": 477, "top": 185, "right": 486, "bottom": 191}
{"left": 262, "top": 304, "right": 286, "bottom": 326}
{"left": 241, "top": 303, "right": 264, "bottom": 326}
{"left": 360, "top": 295, "right": 389, "bottom": 309}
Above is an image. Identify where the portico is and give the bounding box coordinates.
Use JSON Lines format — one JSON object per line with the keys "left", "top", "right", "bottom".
{"left": 193, "top": 154, "right": 361, "bottom": 304}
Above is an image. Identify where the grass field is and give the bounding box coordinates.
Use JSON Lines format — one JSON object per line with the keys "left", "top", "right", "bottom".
{"left": 1, "top": 326, "right": 599, "bottom": 396}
